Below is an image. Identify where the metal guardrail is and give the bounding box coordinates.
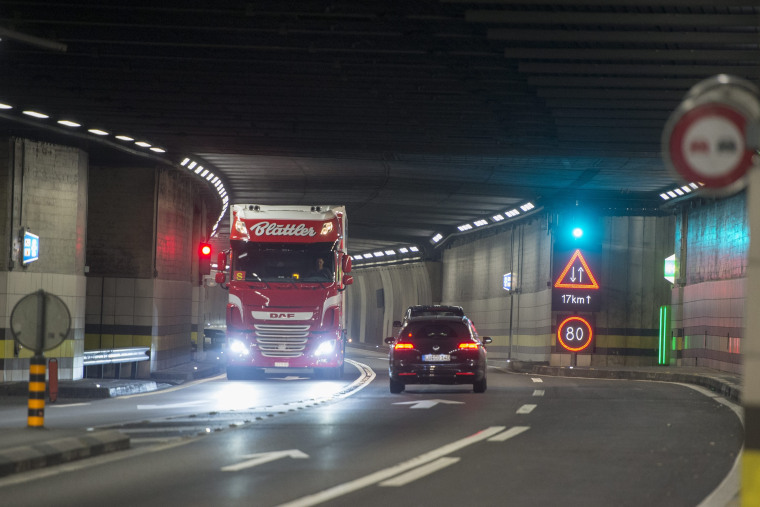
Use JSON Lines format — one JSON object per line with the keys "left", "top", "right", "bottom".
{"left": 83, "top": 347, "right": 150, "bottom": 365}
{"left": 82, "top": 347, "right": 150, "bottom": 379}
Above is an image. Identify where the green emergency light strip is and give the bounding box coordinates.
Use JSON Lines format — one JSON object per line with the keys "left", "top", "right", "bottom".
{"left": 658, "top": 306, "right": 670, "bottom": 365}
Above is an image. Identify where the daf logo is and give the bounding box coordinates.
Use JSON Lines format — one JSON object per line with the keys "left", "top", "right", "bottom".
{"left": 432, "top": 345, "right": 440, "bottom": 351}
{"left": 270, "top": 313, "right": 296, "bottom": 319}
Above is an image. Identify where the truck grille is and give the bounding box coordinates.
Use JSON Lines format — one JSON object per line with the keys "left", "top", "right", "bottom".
{"left": 254, "top": 324, "right": 310, "bottom": 357}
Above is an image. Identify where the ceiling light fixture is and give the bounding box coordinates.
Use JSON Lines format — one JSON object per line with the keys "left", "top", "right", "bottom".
{"left": 88, "top": 129, "right": 109, "bottom": 136}
{"left": 57, "top": 120, "right": 81, "bottom": 127}
{"left": 22, "top": 110, "right": 49, "bottom": 119}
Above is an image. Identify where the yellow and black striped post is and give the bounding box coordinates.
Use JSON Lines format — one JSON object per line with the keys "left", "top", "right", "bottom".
{"left": 27, "top": 355, "right": 46, "bottom": 428}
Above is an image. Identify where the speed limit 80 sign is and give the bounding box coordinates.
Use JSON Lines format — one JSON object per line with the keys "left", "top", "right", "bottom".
{"left": 557, "top": 315, "right": 593, "bottom": 353}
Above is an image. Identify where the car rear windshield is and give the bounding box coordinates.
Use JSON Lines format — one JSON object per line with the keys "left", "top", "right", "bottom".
{"left": 409, "top": 307, "right": 463, "bottom": 318}
{"left": 403, "top": 322, "right": 470, "bottom": 340}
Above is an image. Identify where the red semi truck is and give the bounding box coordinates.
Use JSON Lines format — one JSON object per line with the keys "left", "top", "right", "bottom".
{"left": 215, "top": 204, "right": 353, "bottom": 379}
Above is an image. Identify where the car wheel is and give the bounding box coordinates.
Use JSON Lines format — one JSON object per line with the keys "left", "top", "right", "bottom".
{"left": 473, "top": 376, "right": 487, "bottom": 393}
{"left": 389, "top": 378, "right": 404, "bottom": 394}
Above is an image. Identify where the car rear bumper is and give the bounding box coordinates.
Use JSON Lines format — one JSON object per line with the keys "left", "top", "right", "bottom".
{"left": 389, "top": 363, "right": 486, "bottom": 384}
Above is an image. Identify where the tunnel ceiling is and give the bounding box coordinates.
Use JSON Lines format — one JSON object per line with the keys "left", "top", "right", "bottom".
{"left": 1, "top": 1, "right": 759, "bottom": 256}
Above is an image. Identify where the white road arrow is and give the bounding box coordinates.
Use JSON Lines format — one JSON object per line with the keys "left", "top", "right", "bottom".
{"left": 393, "top": 399, "right": 465, "bottom": 409}
{"left": 272, "top": 376, "right": 309, "bottom": 381}
{"left": 137, "top": 400, "right": 207, "bottom": 410}
{"left": 222, "top": 449, "right": 309, "bottom": 472}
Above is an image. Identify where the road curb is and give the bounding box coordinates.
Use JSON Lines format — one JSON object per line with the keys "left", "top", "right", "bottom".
{"left": 0, "top": 430, "right": 130, "bottom": 477}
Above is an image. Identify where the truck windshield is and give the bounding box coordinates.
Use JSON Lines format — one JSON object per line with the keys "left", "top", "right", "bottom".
{"left": 230, "top": 241, "right": 335, "bottom": 283}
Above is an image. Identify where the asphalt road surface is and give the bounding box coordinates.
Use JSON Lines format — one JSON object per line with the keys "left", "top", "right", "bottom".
{"left": 0, "top": 349, "right": 743, "bottom": 507}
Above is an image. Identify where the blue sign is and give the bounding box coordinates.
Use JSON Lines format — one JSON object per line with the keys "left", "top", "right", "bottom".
{"left": 22, "top": 231, "right": 39, "bottom": 265}
{"left": 503, "top": 272, "right": 512, "bottom": 291}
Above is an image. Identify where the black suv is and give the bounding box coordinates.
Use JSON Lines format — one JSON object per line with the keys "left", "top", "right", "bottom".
{"left": 385, "top": 315, "right": 491, "bottom": 393}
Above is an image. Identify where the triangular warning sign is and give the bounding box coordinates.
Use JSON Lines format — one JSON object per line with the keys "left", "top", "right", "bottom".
{"left": 554, "top": 249, "right": 600, "bottom": 289}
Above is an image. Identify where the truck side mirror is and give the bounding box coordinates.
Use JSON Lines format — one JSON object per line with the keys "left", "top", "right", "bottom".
{"left": 215, "top": 272, "right": 226, "bottom": 284}
{"left": 342, "top": 274, "right": 353, "bottom": 286}
{"left": 217, "top": 252, "right": 227, "bottom": 270}
{"left": 342, "top": 255, "right": 352, "bottom": 273}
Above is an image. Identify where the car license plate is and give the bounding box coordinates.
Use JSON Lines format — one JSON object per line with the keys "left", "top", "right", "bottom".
{"left": 422, "top": 354, "right": 450, "bottom": 362}
{"left": 274, "top": 362, "right": 289, "bottom": 368}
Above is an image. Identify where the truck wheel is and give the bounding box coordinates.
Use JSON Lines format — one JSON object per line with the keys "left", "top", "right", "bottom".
{"left": 473, "top": 377, "right": 487, "bottom": 393}
{"left": 390, "top": 379, "right": 404, "bottom": 394}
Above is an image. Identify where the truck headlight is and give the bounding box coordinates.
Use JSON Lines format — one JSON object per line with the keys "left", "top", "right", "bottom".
{"left": 314, "top": 340, "right": 335, "bottom": 356}
{"left": 229, "top": 340, "right": 249, "bottom": 355}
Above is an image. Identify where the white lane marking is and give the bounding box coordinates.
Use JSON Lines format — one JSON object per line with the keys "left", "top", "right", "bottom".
{"left": 379, "top": 457, "right": 460, "bottom": 487}
{"left": 531, "top": 377, "right": 543, "bottom": 383}
{"left": 488, "top": 426, "right": 530, "bottom": 442}
{"left": 137, "top": 400, "right": 207, "bottom": 410}
{"left": 516, "top": 404, "right": 537, "bottom": 414}
{"left": 393, "top": 399, "right": 464, "bottom": 409}
{"left": 52, "top": 402, "right": 91, "bottom": 408}
{"left": 533, "top": 390, "right": 545, "bottom": 397}
{"left": 222, "top": 449, "right": 309, "bottom": 472}
{"left": 278, "top": 426, "right": 506, "bottom": 507}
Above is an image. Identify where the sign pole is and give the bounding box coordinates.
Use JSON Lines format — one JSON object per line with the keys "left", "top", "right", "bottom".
{"left": 744, "top": 163, "right": 760, "bottom": 506}
{"left": 27, "top": 354, "right": 46, "bottom": 428}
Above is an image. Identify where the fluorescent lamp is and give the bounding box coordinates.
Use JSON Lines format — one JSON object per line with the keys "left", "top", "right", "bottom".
{"left": 457, "top": 224, "right": 473, "bottom": 232}
{"left": 150, "top": 147, "right": 165, "bottom": 153}
{"left": 23, "top": 110, "right": 49, "bottom": 119}
{"left": 474, "top": 219, "right": 488, "bottom": 227}
{"left": 58, "top": 120, "right": 81, "bottom": 127}
{"left": 0, "top": 103, "right": 12, "bottom": 110}
{"left": 492, "top": 214, "right": 504, "bottom": 221}
{"left": 115, "top": 135, "right": 134, "bottom": 141}
{"left": 520, "top": 202, "right": 535, "bottom": 212}
{"left": 88, "top": 129, "right": 109, "bottom": 136}
{"left": 373, "top": 251, "right": 385, "bottom": 257}
{"left": 180, "top": 158, "right": 190, "bottom": 166}
{"left": 506, "top": 209, "right": 520, "bottom": 217}
{"left": 399, "top": 247, "right": 409, "bottom": 253}
{"left": 660, "top": 193, "right": 670, "bottom": 200}
{"left": 135, "top": 141, "right": 151, "bottom": 147}
{"left": 384, "top": 250, "right": 396, "bottom": 255}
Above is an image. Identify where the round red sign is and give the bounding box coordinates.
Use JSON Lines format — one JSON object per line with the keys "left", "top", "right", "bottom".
{"left": 667, "top": 103, "right": 754, "bottom": 188}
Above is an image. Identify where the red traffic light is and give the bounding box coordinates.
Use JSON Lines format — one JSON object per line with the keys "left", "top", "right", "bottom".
{"left": 199, "top": 243, "right": 212, "bottom": 275}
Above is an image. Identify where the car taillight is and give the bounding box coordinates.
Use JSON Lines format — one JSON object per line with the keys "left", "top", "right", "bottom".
{"left": 458, "top": 343, "right": 479, "bottom": 350}
{"left": 395, "top": 343, "right": 414, "bottom": 350}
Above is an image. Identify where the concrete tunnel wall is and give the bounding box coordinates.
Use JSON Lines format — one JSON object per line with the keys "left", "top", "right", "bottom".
{"left": 349, "top": 200, "right": 747, "bottom": 375}
{"left": 0, "top": 137, "right": 211, "bottom": 381}
{"left": 0, "top": 137, "right": 749, "bottom": 379}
